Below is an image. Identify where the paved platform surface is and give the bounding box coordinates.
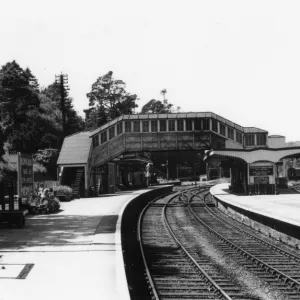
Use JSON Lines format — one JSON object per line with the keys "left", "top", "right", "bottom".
{"left": 0, "top": 189, "right": 150, "bottom": 300}
{"left": 211, "top": 183, "right": 300, "bottom": 227}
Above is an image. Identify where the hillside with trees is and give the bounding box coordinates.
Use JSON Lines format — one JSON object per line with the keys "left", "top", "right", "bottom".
{"left": 0, "top": 60, "right": 84, "bottom": 180}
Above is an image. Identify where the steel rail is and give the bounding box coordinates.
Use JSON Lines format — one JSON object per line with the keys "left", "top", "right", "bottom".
{"left": 188, "top": 191, "right": 300, "bottom": 292}
{"left": 200, "top": 192, "right": 300, "bottom": 263}
{"left": 137, "top": 192, "right": 178, "bottom": 300}
{"left": 163, "top": 192, "right": 233, "bottom": 300}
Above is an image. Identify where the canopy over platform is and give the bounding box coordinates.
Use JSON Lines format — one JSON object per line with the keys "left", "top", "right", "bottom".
{"left": 207, "top": 147, "right": 300, "bottom": 164}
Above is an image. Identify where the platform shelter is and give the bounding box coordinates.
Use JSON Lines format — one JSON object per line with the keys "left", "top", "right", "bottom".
{"left": 205, "top": 135, "right": 300, "bottom": 195}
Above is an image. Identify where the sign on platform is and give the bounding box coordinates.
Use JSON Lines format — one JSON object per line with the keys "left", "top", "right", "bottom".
{"left": 254, "top": 176, "right": 269, "bottom": 184}
{"left": 249, "top": 166, "right": 273, "bottom": 176}
{"left": 17, "top": 153, "right": 34, "bottom": 204}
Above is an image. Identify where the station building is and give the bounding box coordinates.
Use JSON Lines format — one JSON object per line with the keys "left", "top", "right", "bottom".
{"left": 57, "top": 112, "right": 300, "bottom": 197}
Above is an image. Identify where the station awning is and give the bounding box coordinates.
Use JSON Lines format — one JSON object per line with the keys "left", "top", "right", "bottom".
{"left": 205, "top": 147, "right": 300, "bottom": 163}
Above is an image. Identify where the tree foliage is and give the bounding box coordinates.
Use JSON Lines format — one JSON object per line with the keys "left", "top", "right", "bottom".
{"left": 85, "top": 71, "right": 138, "bottom": 130}
{"left": 141, "top": 99, "right": 176, "bottom": 114}
{"left": 0, "top": 60, "right": 84, "bottom": 154}
{"left": 0, "top": 61, "right": 41, "bottom": 151}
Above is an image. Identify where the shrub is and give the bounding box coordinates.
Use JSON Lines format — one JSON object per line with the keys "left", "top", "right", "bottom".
{"left": 53, "top": 185, "right": 73, "bottom": 201}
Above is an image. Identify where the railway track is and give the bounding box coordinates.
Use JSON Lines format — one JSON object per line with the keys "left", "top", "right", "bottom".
{"left": 139, "top": 188, "right": 280, "bottom": 299}
{"left": 187, "top": 191, "right": 300, "bottom": 299}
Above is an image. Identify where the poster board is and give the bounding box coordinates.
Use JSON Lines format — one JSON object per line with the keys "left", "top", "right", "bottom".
{"left": 17, "top": 153, "right": 34, "bottom": 205}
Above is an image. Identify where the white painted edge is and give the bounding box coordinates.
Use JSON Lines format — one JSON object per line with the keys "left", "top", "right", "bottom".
{"left": 115, "top": 186, "right": 173, "bottom": 300}
{"left": 114, "top": 189, "right": 156, "bottom": 300}
{"left": 210, "top": 183, "right": 300, "bottom": 228}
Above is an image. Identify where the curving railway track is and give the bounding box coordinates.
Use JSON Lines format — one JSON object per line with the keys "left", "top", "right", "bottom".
{"left": 139, "top": 187, "right": 300, "bottom": 300}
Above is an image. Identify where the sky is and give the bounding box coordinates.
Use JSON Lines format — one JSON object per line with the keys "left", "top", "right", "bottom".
{"left": 1, "top": 0, "right": 300, "bottom": 141}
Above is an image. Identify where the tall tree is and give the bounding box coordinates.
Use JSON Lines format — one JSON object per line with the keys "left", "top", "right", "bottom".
{"left": 85, "top": 71, "right": 138, "bottom": 130}
{"left": 0, "top": 61, "right": 40, "bottom": 152}
{"left": 141, "top": 99, "right": 175, "bottom": 114}
{"left": 0, "top": 125, "right": 4, "bottom": 158}
{"left": 41, "top": 83, "right": 84, "bottom": 138}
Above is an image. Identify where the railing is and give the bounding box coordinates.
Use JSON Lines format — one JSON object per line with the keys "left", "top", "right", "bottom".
{"left": 91, "top": 131, "right": 216, "bottom": 167}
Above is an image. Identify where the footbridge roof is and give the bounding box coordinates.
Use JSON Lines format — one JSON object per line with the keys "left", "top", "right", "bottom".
{"left": 89, "top": 112, "right": 267, "bottom": 137}
{"left": 57, "top": 132, "right": 92, "bottom": 165}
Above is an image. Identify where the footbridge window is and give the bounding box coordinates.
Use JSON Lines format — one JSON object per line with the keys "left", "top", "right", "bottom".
{"left": 186, "top": 119, "right": 193, "bottom": 131}
{"left": 168, "top": 120, "right": 175, "bottom": 131}
{"left": 257, "top": 134, "right": 266, "bottom": 146}
{"left": 220, "top": 123, "right": 226, "bottom": 136}
{"left": 228, "top": 127, "right": 234, "bottom": 140}
{"left": 177, "top": 119, "right": 184, "bottom": 131}
{"left": 125, "top": 121, "right": 131, "bottom": 132}
{"left": 134, "top": 121, "right": 141, "bottom": 132}
{"left": 194, "top": 119, "right": 201, "bottom": 130}
{"left": 142, "top": 121, "right": 149, "bottom": 132}
{"left": 101, "top": 131, "right": 107, "bottom": 143}
{"left": 245, "top": 134, "right": 255, "bottom": 146}
{"left": 236, "top": 131, "right": 243, "bottom": 144}
{"left": 109, "top": 127, "right": 115, "bottom": 139}
{"left": 117, "top": 123, "right": 122, "bottom": 135}
{"left": 92, "top": 135, "right": 99, "bottom": 148}
{"left": 203, "top": 118, "right": 210, "bottom": 130}
{"left": 151, "top": 120, "right": 158, "bottom": 132}
{"left": 212, "top": 119, "right": 218, "bottom": 132}
{"left": 160, "top": 120, "right": 166, "bottom": 131}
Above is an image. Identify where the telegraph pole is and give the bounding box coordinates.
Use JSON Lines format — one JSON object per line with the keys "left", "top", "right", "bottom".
{"left": 55, "top": 73, "right": 69, "bottom": 138}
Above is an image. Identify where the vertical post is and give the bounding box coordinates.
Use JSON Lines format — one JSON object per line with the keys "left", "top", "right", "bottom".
{"left": 166, "top": 159, "right": 169, "bottom": 182}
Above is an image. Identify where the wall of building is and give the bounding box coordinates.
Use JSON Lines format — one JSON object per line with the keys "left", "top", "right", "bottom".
{"left": 268, "top": 136, "right": 286, "bottom": 148}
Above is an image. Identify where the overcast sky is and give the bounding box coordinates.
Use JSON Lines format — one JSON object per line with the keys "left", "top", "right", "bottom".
{"left": 1, "top": 0, "right": 300, "bottom": 141}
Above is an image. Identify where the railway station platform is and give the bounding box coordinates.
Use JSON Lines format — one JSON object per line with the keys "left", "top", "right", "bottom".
{"left": 210, "top": 183, "right": 300, "bottom": 247}
{"left": 0, "top": 186, "right": 171, "bottom": 300}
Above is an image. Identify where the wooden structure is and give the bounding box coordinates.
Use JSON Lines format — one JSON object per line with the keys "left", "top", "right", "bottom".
{"left": 58, "top": 112, "right": 272, "bottom": 195}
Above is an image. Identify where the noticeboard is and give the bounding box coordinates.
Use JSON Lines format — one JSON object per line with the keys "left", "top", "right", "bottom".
{"left": 249, "top": 166, "right": 273, "bottom": 176}
{"left": 17, "top": 153, "right": 34, "bottom": 204}
{"left": 254, "top": 176, "right": 269, "bottom": 184}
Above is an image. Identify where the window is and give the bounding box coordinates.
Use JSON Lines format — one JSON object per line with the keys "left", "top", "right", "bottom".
{"left": 245, "top": 134, "right": 255, "bottom": 146}
{"left": 257, "top": 134, "right": 266, "bottom": 146}
{"left": 228, "top": 127, "right": 234, "bottom": 140}
{"left": 151, "top": 120, "right": 158, "bottom": 132}
{"left": 220, "top": 123, "right": 226, "bottom": 136}
{"left": 133, "top": 121, "right": 140, "bottom": 132}
{"left": 168, "top": 120, "right": 175, "bottom": 131}
{"left": 125, "top": 121, "right": 131, "bottom": 132}
{"left": 117, "top": 123, "right": 122, "bottom": 135}
{"left": 160, "top": 120, "right": 166, "bottom": 131}
{"left": 203, "top": 119, "right": 210, "bottom": 130}
{"left": 186, "top": 119, "right": 193, "bottom": 131}
{"left": 142, "top": 121, "right": 149, "bottom": 132}
{"left": 236, "top": 131, "right": 243, "bottom": 144}
{"left": 109, "top": 127, "right": 115, "bottom": 139}
{"left": 194, "top": 119, "right": 201, "bottom": 131}
{"left": 212, "top": 119, "right": 218, "bottom": 132}
{"left": 177, "top": 120, "right": 184, "bottom": 131}
{"left": 101, "top": 131, "right": 107, "bottom": 144}
{"left": 92, "top": 135, "right": 99, "bottom": 147}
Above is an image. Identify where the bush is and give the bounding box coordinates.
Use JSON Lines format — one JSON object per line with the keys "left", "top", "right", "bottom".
{"left": 53, "top": 185, "right": 73, "bottom": 201}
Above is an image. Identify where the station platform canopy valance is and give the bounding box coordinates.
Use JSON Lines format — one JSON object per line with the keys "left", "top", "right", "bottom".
{"left": 207, "top": 147, "right": 300, "bottom": 164}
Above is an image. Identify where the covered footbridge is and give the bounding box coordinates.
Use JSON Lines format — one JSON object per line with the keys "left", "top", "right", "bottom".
{"left": 57, "top": 112, "right": 271, "bottom": 196}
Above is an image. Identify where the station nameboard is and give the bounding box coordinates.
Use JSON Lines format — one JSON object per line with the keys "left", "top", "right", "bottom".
{"left": 254, "top": 176, "right": 269, "bottom": 184}
{"left": 17, "top": 153, "right": 34, "bottom": 203}
{"left": 249, "top": 166, "right": 273, "bottom": 176}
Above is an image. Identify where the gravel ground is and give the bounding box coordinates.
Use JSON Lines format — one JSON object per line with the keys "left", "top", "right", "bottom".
{"left": 168, "top": 206, "right": 289, "bottom": 300}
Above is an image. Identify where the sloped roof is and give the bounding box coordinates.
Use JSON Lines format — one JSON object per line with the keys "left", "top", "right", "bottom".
{"left": 243, "top": 127, "right": 268, "bottom": 133}
{"left": 89, "top": 112, "right": 246, "bottom": 136}
{"left": 89, "top": 112, "right": 269, "bottom": 137}
{"left": 57, "top": 132, "right": 92, "bottom": 165}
